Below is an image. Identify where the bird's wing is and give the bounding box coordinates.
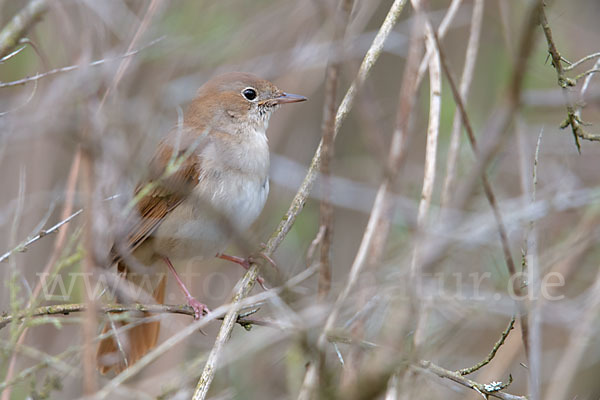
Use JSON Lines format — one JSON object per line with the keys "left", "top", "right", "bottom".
{"left": 112, "top": 138, "right": 202, "bottom": 262}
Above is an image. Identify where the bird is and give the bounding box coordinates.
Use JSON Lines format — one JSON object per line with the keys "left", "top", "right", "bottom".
{"left": 96, "top": 72, "right": 307, "bottom": 374}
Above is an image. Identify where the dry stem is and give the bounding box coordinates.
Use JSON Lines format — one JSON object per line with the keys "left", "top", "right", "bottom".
{"left": 317, "top": 0, "right": 354, "bottom": 301}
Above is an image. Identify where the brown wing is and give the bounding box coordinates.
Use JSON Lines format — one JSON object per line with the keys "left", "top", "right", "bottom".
{"left": 112, "top": 140, "right": 201, "bottom": 263}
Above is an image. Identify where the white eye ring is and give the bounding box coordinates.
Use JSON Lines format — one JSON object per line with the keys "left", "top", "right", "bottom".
{"left": 242, "top": 87, "right": 258, "bottom": 101}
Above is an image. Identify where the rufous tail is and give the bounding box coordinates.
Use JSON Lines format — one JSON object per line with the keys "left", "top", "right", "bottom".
{"left": 96, "top": 273, "right": 166, "bottom": 374}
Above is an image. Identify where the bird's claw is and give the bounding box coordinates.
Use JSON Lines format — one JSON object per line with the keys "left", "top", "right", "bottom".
{"left": 187, "top": 296, "right": 209, "bottom": 320}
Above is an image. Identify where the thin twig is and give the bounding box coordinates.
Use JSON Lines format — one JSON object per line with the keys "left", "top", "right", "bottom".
{"left": 0, "top": 45, "right": 26, "bottom": 63}
{"left": 577, "top": 58, "right": 600, "bottom": 106}
{"left": 457, "top": 316, "right": 516, "bottom": 376}
{"left": 0, "top": 36, "right": 165, "bottom": 89}
{"left": 0, "top": 209, "right": 83, "bottom": 263}
{"left": 573, "top": 68, "right": 600, "bottom": 83}
{"left": 563, "top": 51, "right": 600, "bottom": 71}
{"left": 440, "top": 0, "right": 484, "bottom": 206}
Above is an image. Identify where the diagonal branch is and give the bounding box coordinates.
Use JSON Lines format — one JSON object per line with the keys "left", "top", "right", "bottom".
{"left": 0, "top": 0, "right": 48, "bottom": 59}
{"left": 457, "top": 316, "right": 516, "bottom": 376}
{"left": 193, "top": 1, "right": 411, "bottom": 399}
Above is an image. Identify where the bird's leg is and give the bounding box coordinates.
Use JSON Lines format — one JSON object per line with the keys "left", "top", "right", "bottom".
{"left": 162, "top": 256, "right": 209, "bottom": 320}
{"left": 216, "top": 253, "right": 271, "bottom": 290}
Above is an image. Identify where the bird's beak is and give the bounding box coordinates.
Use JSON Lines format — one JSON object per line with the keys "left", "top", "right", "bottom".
{"left": 272, "top": 92, "right": 308, "bottom": 105}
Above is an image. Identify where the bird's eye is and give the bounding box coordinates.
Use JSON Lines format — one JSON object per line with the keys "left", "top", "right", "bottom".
{"left": 242, "top": 88, "right": 258, "bottom": 101}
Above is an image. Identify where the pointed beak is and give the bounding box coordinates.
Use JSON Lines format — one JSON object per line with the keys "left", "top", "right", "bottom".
{"left": 273, "top": 92, "right": 307, "bottom": 105}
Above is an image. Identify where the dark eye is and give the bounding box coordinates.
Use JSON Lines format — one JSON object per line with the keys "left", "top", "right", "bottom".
{"left": 242, "top": 88, "right": 257, "bottom": 101}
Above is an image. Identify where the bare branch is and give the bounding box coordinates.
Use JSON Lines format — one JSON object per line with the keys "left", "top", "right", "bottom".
{"left": 0, "top": 0, "right": 48, "bottom": 59}
{"left": 0, "top": 302, "right": 266, "bottom": 331}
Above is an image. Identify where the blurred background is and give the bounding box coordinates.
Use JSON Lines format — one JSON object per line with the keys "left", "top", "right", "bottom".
{"left": 0, "top": 0, "right": 600, "bottom": 399}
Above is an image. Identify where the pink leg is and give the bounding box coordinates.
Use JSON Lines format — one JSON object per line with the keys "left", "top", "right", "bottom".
{"left": 162, "top": 256, "right": 209, "bottom": 320}
{"left": 217, "top": 254, "right": 268, "bottom": 290}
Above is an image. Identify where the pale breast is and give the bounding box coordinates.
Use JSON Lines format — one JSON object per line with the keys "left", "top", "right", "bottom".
{"left": 152, "top": 128, "right": 270, "bottom": 261}
{"left": 152, "top": 173, "right": 268, "bottom": 260}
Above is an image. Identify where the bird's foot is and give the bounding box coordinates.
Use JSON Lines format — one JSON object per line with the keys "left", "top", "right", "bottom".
{"left": 187, "top": 296, "right": 210, "bottom": 320}
{"left": 162, "top": 256, "right": 209, "bottom": 320}
{"left": 217, "top": 253, "right": 269, "bottom": 290}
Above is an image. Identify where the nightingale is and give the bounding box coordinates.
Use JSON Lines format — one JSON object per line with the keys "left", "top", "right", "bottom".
{"left": 96, "top": 72, "right": 306, "bottom": 374}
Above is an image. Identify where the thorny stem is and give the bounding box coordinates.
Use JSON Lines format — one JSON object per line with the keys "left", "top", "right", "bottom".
{"left": 539, "top": 5, "right": 600, "bottom": 150}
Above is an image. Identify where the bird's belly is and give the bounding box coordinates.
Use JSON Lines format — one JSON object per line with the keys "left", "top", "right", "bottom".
{"left": 152, "top": 175, "right": 269, "bottom": 260}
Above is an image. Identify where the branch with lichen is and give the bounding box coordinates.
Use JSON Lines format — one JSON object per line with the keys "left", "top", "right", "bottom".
{"left": 326, "top": 329, "right": 525, "bottom": 399}
{"left": 0, "top": 303, "right": 266, "bottom": 332}
{"left": 457, "top": 316, "right": 516, "bottom": 376}
{"left": 418, "top": 361, "right": 525, "bottom": 400}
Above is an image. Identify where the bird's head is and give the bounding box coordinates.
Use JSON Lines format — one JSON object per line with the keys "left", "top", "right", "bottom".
{"left": 186, "top": 72, "right": 307, "bottom": 134}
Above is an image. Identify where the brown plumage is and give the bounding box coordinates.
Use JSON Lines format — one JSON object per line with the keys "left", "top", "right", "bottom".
{"left": 96, "top": 72, "right": 306, "bottom": 374}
